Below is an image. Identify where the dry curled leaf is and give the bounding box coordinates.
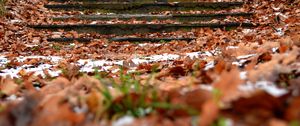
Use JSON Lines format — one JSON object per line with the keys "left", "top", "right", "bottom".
{"left": 32, "top": 95, "right": 84, "bottom": 126}
{"left": 199, "top": 99, "right": 219, "bottom": 126}
{"left": 231, "top": 91, "right": 284, "bottom": 125}
{"left": 0, "top": 78, "right": 19, "bottom": 96}
{"left": 213, "top": 68, "right": 244, "bottom": 102}
{"left": 72, "top": 75, "right": 104, "bottom": 93}
{"left": 268, "top": 119, "right": 288, "bottom": 126}
{"left": 86, "top": 89, "right": 104, "bottom": 113}
{"left": 285, "top": 96, "right": 300, "bottom": 121}
{"left": 40, "top": 77, "right": 70, "bottom": 95}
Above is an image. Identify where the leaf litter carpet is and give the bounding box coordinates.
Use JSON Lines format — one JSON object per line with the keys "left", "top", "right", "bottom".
{"left": 0, "top": 0, "right": 300, "bottom": 126}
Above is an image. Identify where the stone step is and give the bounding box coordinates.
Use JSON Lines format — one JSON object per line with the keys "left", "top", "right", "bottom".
{"left": 44, "top": 2, "right": 244, "bottom": 13}
{"left": 48, "top": 0, "right": 207, "bottom": 2}
{"left": 29, "top": 22, "right": 257, "bottom": 35}
{"left": 53, "top": 12, "right": 253, "bottom": 22}
{"left": 47, "top": 37, "right": 196, "bottom": 42}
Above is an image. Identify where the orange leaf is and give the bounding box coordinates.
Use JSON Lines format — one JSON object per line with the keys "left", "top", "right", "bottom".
{"left": 213, "top": 68, "right": 244, "bottom": 102}
{"left": 285, "top": 97, "right": 300, "bottom": 121}
{"left": 199, "top": 99, "right": 219, "bottom": 126}
{"left": 0, "top": 78, "right": 19, "bottom": 95}
{"left": 40, "top": 77, "right": 70, "bottom": 95}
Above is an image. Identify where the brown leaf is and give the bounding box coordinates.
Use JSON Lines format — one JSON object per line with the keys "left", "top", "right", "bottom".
{"left": 183, "top": 89, "right": 212, "bottom": 111}
{"left": 0, "top": 78, "right": 19, "bottom": 96}
{"left": 72, "top": 75, "right": 104, "bottom": 93}
{"left": 285, "top": 96, "right": 300, "bottom": 121}
{"left": 32, "top": 95, "right": 84, "bottom": 126}
{"left": 18, "top": 69, "right": 27, "bottom": 77}
{"left": 61, "top": 64, "right": 81, "bottom": 80}
{"left": 194, "top": 60, "right": 207, "bottom": 70}
{"left": 168, "top": 66, "right": 186, "bottom": 77}
{"left": 213, "top": 68, "right": 244, "bottom": 102}
{"left": 86, "top": 89, "right": 103, "bottom": 113}
{"left": 183, "top": 57, "right": 195, "bottom": 70}
{"left": 40, "top": 77, "right": 70, "bottom": 95}
{"left": 23, "top": 79, "right": 36, "bottom": 93}
{"left": 231, "top": 91, "right": 284, "bottom": 125}
{"left": 158, "top": 77, "right": 195, "bottom": 91}
{"left": 164, "top": 88, "right": 212, "bottom": 117}
{"left": 291, "top": 34, "right": 300, "bottom": 46}
{"left": 199, "top": 99, "right": 219, "bottom": 126}
{"left": 279, "top": 45, "right": 289, "bottom": 53}
{"left": 4, "top": 94, "right": 42, "bottom": 126}
{"left": 247, "top": 48, "right": 298, "bottom": 82}
{"left": 268, "top": 119, "right": 288, "bottom": 126}
{"left": 123, "top": 59, "right": 137, "bottom": 68}
{"left": 214, "top": 60, "right": 226, "bottom": 74}
{"left": 24, "top": 58, "right": 39, "bottom": 65}
{"left": 258, "top": 52, "right": 273, "bottom": 63}
{"left": 169, "top": 89, "right": 212, "bottom": 111}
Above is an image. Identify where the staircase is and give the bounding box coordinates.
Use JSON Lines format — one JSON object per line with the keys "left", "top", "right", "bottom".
{"left": 29, "top": 0, "right": 256, "bottom": 43}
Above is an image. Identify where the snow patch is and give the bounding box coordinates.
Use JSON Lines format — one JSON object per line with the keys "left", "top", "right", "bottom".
{"left": 204, "top": 61, "right": 215, "bottom": 70}
{"left": 186, "top": 52, "right": 202, "bottom": 59}
{"left": 226, "top": 46, "right": 239, "bottom": 50}
{"left": 239, "top": 71, "right": 247, "bottom": 80}
{"left": 242, "top": 29, "right": 255, "bottom": 34}
{"left": 236, "top": 54, "right": 257, "bottom": 59}
{"left": 112, "top": 116, "right": 134, "bottom": 126}
{"left": 239, "top": 81, "right": 288, "bottom": 97}
{"left": 0, "top": 51, "right": 213, "bottom": 78}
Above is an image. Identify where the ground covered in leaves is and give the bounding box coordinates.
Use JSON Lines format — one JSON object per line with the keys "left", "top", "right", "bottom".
{"left": 0, "top": 0, "right": 300, "bottom": 126}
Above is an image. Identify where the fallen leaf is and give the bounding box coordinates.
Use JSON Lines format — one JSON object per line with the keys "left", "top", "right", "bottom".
{"left": 285, "top": 96, "right": 300, "bottom": 121}
{"left": 268, "top": 118, "right": 288, "bottom": 126}
{"left": 213, "top": 68, "right": 244, "bottom": 102}
{"left": 168, "top": 66, "right": 186, "bottom": 77}
{"left": 72, "top": 75, "right": 104, "bottom": 93}
{"left": 0, "top": 78, "right": 19, "bottom": 96}
{"left": 231, "top": 91, "right": 284, "bottom": 125}
{"left": 199, "top": 99, "right": 219, "bottom": 126}
{"left": 32, "top": 95, "right": 84, "bottom": 126}
{"left": 40, "top": 77, "right": 70, "bottom": 95}
{"left": 86, "top": 89, "right": 103, "bottom": 113}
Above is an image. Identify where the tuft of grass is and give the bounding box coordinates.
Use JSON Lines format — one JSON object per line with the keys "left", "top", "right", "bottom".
{"left": 94, "top": 67, "right": 198, "bottom": 119}
{"left": 52, "top": 44, "right": 62, "bottom": 51}
{"left": 97, "top": 69, "right": 158, "bottom": 118}
{"left": 225, "top": 26, "right": 235, "bottom": 31}
{"left": 159, "top": 40, "right": 167, "bottom": 43}
{"left": 211, "top": 117, "right": 227, "bottom": 126}
{"left": 31, "top": 46, "right": 40, "bottom": 51}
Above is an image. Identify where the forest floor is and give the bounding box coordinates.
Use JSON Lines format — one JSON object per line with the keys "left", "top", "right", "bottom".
{"left": 0, "top": 0, "right": 300, "bottom": 126}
